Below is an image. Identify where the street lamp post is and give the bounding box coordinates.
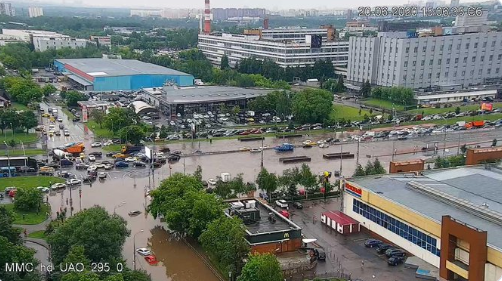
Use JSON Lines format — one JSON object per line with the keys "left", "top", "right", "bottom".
{"left": 3, "top": 141, "right": 11, "bottom": 178}
{"left": 133, "top": 229, "right": 144, "bottom": 270}
{"left": 113, "top": 201, "right": 126, "bottom": 214}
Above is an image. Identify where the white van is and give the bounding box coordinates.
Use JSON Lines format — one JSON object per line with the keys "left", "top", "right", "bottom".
{"left": 275, "top": 200, "right": 288, "bottom": 208}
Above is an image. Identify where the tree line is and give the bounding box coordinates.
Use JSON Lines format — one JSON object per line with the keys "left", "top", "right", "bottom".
{"left": 371, "top": 86, "right": 415, "bottom": 106}
{"left": 0, "top": 76, "right": 47, "bottom": 105}
{"left": 353, "top": 159, "right": 386, "bottom": 177}
{"left": 0, "top": 109, "right": 38, "bottom": 136}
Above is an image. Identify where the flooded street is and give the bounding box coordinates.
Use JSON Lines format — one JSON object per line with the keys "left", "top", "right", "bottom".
{"left": 42, "top": 109, "right": 502, "bottom": 281}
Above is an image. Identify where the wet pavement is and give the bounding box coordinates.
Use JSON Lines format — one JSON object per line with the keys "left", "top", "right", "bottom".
{"left": 35, "top": 110, "right": 502, "bottom": 280}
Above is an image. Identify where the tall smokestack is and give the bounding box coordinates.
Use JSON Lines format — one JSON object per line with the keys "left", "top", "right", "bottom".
{"left": 204, "top": 0, "right": 211, "bottom": 34}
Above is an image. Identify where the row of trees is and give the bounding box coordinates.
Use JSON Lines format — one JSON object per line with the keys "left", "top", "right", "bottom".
{"left": 353, "top": 159, "right": 386, "bottom": 177}
{"left": 0, "top": 76, "right": 46, "bottom": 105}
{"left": 91, "top": 107, "right": 146, "bottom": 144}
{"left": 235, "top": 57, "right": 335, "bottom": 83}
{"left": 0, "top": 109, "right": 38, "bottom": 134}
{"left": 371, "top": 86, "right": 415, "bottom": 105}
{"left": 248, "top": 89, "right": 334, "bottom": 124}
{"left": 60, "top": 90, "right": 89, "bottom": 107}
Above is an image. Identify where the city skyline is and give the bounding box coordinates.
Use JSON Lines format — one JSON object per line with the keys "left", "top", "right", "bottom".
{"left": 15, "top": 0, "right": 497, "bottom": 10}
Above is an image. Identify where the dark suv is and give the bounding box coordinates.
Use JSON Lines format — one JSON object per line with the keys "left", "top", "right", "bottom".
{"left": 364, "top": 239, "right": 382, "bottom": 248}
{"left": 385, "top": 248, "right": 406, "bottom": 258}
{"left": 388, "top": 255, "right": 405, "bottom": 266}
{"left": 376, "top": 244, "right": 392, "bottom": 254}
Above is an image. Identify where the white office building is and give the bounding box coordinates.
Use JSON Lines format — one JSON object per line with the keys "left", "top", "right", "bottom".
{"left": 28, "top": 7, "right": 43, "bottom": 18}
{"left": 198, "top": 27, "right": 349, "bottom": 68}
{"left": 347, "top": 31, "right": 502, "bottom": 89}
{"left": 0, "top": 2, "right": 14, "bottom": 16}
{"left": 2, "top": 29, "right": 87, "bottom": 51}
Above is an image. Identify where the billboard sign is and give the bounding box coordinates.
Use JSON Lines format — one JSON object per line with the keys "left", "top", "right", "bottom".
{"left": 82, "top": 106, "right": 88, "bottom": 123}
{"left": 481, "top": 103, "right": 493, "bottom": 111}
{"left": 345, "top": 182, "right": 362, "bottom": 198}
{"left": 145, "top": 146, "right": 152, "bottom": 159}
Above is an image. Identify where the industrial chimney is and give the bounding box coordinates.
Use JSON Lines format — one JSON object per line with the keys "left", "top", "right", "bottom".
{"left": 204, "top": 0, "right": 211, "bottom": 34}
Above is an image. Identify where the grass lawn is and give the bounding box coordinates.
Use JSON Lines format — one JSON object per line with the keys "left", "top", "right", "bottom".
{"left": 331, "top": 104, "right": 371, "bottom": 121}
{"left": 28, "top": 230, "right": 48, "bottom": 240}
{"left": 86, "top": 120, "right": 115, "bottom": 138}
{"left": 102, "top": 144, "right": 122, "bottom": 152}
{"left": 408, "top": 102, "right": 502, "bottom": 115}
{"left": 3, "top": 203, "right": 50, "bottom": 225}
{"left": 61, "top": 107, "right": 75, "bottom": 119}
{"left": 11, "top": 103, "right": 29, "bottom": 111}
{"left": 0, "top": 132, "right": 38, "bottom": 144}
{"left": 0, "top": 176, "right": 64, "bottom": 192}
{"left": 362, "top": 99, "right": 407, "bottom": 111}
{"left": 0, "top": 148, "right": 45, "bottom": 157}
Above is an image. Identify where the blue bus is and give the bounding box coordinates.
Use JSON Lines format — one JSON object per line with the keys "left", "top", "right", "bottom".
{"left": 0, "top": 167, "right": 17, "bottom": 177}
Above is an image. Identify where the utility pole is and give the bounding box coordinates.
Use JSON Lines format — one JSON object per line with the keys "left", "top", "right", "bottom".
{"left": 443, "top": 130, "right": 447, "bottom": 157}
{"left": 3, "top": 141, "right": 11, "bottom": 177}
{"left": 260, "top": 137, "right": 264, "bottom": 168}
{"left": 392, "top": 140, "right": 396, "bottom": 161}
{"left": 339, "top": 142, "right": 343, "bottom": 177}
{"left": 457, "top": 132, "right": 461, "bottom": 155}
{"left": 183, "top": 157, "right": 186, "bottom": 175}
{"left": 356, "top": 139, "right": 360, "bottom": 166}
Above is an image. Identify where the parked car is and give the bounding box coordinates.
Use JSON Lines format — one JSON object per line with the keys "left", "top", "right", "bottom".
{"left": 386, "top": 248, "right": 406, "bottom": 258}
{"left": 279, "top": 210, "right": 290, "bottom": 218}
{"left": 275, "top": 200, "right": 288, "bottom": 208}
{"left": 207, "top": 179, "right": 217, "bottom": 185}
{"left": 88, "top": 155, "right": 96, "bottom": 162}
{"left": 376, "top": 244, "right": 393, "bottom": 254}
{"left": 36, "top": 186, "right": 50, "bottom": 193}
{"left": 91, "top": 142, "right": 102, "bottom": 148}
{"left": 388, "top": 256, "right": 405, "bottom": 266}
{"left": 136, "top": 248, "right": 151, "bottom": 256}
{"left": 293, "top": 202, "right": 303, "bottom": 209}
{"left": 133, "top": 161, "right": 146, "bottom": 167}
{"left": 64, "top": 130, "right": 70, "bottom": 136}
{"left": 314, "top": 249, "right": 326, "bottom": 261}
{"left": 104, "top": 164, "right": 114, "bottom": 170}
{"left": 89, "top": 152, "right": 103, "bottom": 157}
{"left": 51, "top": 183, "right": 66, "bottom": 190}
{"left": 60, "top": 159, "right": 73, "bottom": 166}
{"left": 66, "top": 179, "right": 82, "bottom": 186}
{"left": 115, "top": 161, "right": 129, "bottom": 168}
{"left": 129, "top": 210, "right": 142, "bottom": 217}
{"left": 364, "top": 239, "right": 382, "bottom": 248}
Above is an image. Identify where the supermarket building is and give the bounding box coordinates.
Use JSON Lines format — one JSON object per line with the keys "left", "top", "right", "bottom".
{"left": 343, "top": 166, "right": 502, "bottom": 281}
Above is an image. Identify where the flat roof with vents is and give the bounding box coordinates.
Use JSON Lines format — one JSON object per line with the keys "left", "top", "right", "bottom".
{"left": 350, "top": 166, "right": 502, "bottom": 250}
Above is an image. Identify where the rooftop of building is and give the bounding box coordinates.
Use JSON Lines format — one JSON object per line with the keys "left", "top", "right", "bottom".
{"left": 141, "top": 86, "right": 272, "bottom": 104}
{"left": 350, "top": 165, "right": 502, "bottom": 250}
{"left": 55, "top": 59, "right": 192, "bottom": 78}
{"left": 415, "top": 89, "right": 497, "bottom": 100}
{"left": 77, "top": 100, "right": 115, "bottom": 108}
{"left": 225, "top": 199, "right": 301, "bottom": 236}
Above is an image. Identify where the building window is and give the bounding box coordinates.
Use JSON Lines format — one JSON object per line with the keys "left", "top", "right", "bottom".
{"left": 457, "top": 44, "right": 461, "bottom": 50}
{"left": 474, "top": 42, "right": 478, "bottom": 48}
{"left": 421, "top": 60, "right": 425, "bottom": 66}
{"left": 432, "top": 46, "right": 435, "bottom": 51}
{"left": 470, "top": 70, "right": 474, "bottom": 75}
{"left": 414, "top": 47, "right": 418, "bottom": 53}
{"left": 403, "top": 74, "right": 407, "bottom": 80}
{"left": 389, "top": 61, "right": 391, "bottom": 66}
{"left": 404, "top": 61, "right": 408, "bottom": 67}
{"left": 448, "top": 45, "right": 452, "bottom": 51}
{"left": 436, "top": 72, "right": 440, "bottom": 78}
{"left": 496, "top": 68, "right": 500, "bottom": 74}
{"left": 483, "top": 42, "right": 487, "bottom": 48}
{"left": 352, "top": 199, "right": 440, "bottom": 257}
{"left": 445, "top": 72, "right": 449, "bottom": 77}
{"left": 390, "top": 47, "right": 392, "bottom": 53}
{"left": 440, "top": 45, "right": 444, "bottom": 51}
{"left": 413, "top": 61, "right": 417, "bottom": 66}
{"left": 454, "top": 71, "right": 457, "bottom": 77}
{"left": 492, "top": 41, "right": 496, "bottom": 47}
{"left": 420, "top": 73, "right": 423, "bottom": 79}
{"left": 438, "top": 59, "right": 442, "bottom": 65}
{"left": 472, "top": 57, "right": 476, "bottom": 62}
{"left": 463, "top": 57, "right": 467, "bottom": 63}
{"left": 384, "top": 47, "right": 387, "bottom": 52}
{"left": 490, "top": 55, "right": 493, "bottom": 61}
{"left": 455, "top": 58, "right": 459, "bottom": 63}
{"left": 498, "top": 54, "right": 502, "bottom": 60}
{"left": 406, "top": 47, "right": 409, "bottom": 53}
{"left": 429, "top": 59, "right": 433, "bottom": 65}
{"left": 423, "top": 46, "right": 427, "bottom": 52}
{"left": 428, "top": 73, "right": 432, "bottom": 79}
{"left": 466, "top": 43, "right": 470, "bottom": 49}
{"left": 462, "top": 71, "right": 465, "bottom": 76}
{"left": 481, "top": 56, "right": 485, "bottom": 62}
{"left": 393, "top": 74, "right": 396, "bottom": 80}
{"left": 488, "top": 69, "right": 491, "bottom": 74}
{"left": 478, "top": 69, "right": 482, "bottom": 75}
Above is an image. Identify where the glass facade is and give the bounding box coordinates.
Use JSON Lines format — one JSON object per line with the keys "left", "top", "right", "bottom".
{"left": 353, "top": 199, "right": 440, "bottom": 257}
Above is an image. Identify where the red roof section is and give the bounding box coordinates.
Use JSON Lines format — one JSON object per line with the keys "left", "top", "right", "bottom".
{"left": 322, "top": 211, "right": 359, "bottom": 225}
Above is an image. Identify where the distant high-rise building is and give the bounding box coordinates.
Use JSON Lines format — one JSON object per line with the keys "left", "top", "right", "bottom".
{"left": 28, "top": 7, "right": 43, "bottom": 18}
{"left": 450, "top": 0, "right": 460, "bottom": 6}
{"left": 346, "top": 9, "right": 353, "bottom": 20}
{"left": 0, "top": 2, "right": 14, "bottom": 16}
{"left": 455, "top": 10, "right": 488, "bottom": 27}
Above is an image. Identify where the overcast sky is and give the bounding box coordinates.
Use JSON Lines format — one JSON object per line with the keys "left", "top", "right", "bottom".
{"left": 55, "top": 0, "right": 491, "bottom": 10}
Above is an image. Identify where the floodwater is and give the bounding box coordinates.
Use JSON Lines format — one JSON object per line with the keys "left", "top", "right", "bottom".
{"left": 42, "top": 102, "right": 502, "bottom": 281}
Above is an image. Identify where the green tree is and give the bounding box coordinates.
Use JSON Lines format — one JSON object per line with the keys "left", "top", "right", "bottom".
{"left": 193, "top": 165, "right": 203, "bottom": 182}
{"left": 118, "top": 125, "right": 145, "bottom": 145}
{"left": 364, "top": 161, "right": 375, "bottom": 175}
{"left": 353, "top": 164, "right": 366, "bottom": 177}
{"left": 220, "top": 55, "right": 230, "bottom": 70}
{"left": 65, "top": 91, "right": 89, "bottom": 107}
{"left": 14, "top": 188, "right": 42, "bottom": 212}
{"left": 1, "top": 76, "right": 43, "bottom": 105}
{"left": 299, "top": 164, "right": 317, "bottom": 190}
{"left": 231, "top": 105, "right": 241, "bottom": 116}
{"left": 256, "top": 168, "right": 278, "bottom": 197}
{"left": 0, "top": 236, "right": 41, "bottom": 281}
{"left": 199, "top": 217, "right": 249, "bottom": 275}
{"left": 291, "top": 89, "right": 333, "bottom": 124}
{"left": 372, "top": 158, "right": 386, "bottom": 175}
{"left": 42, "top": 84, "right": 57, "bottom": 97}
{"left": 334, "top": 75, "right": 345, "bottom": 93}
{"left": 237, "top": 253, "right": 283, "bottom": 281}
{"left": 455, "top": 107, "right": 461, "bottom": 115}
{"left": 104, "top": 108, "right": 137, "bottom": 133}
{"left": 361, "top": 80, "right": 371, "bottom": 98}
{"left": 460, "top": 144, "right": 467, "bottom": 154}
{"left": 0, "top": 206, "right": 22, "bottom": 244}
{"left": 90, "top": 110, "right": 106, "bottom": 128}
{"left": 19, "top": 111, "right": 38, "bottom": 134}
{"left": 47, "top": 206, "right": 130, "bottom": 266}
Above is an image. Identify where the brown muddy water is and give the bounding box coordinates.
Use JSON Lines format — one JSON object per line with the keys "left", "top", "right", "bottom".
{"left": 46, "top": 129, "right": 501, "bottom": 280}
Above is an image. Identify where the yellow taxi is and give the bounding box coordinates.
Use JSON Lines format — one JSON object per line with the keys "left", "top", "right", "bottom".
{"left": 79, "top": 152, "right": 86, "bottom": 158}
{"left": 42, "top": 113, "right": 51, "bottom": 118}
{"left": 112, "top": 153, "right": 127, "bottom": 159}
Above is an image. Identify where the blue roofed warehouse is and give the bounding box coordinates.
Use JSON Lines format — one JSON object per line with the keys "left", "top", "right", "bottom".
{"left": 54, "top": 58, "right": 194, "bottom": 91}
